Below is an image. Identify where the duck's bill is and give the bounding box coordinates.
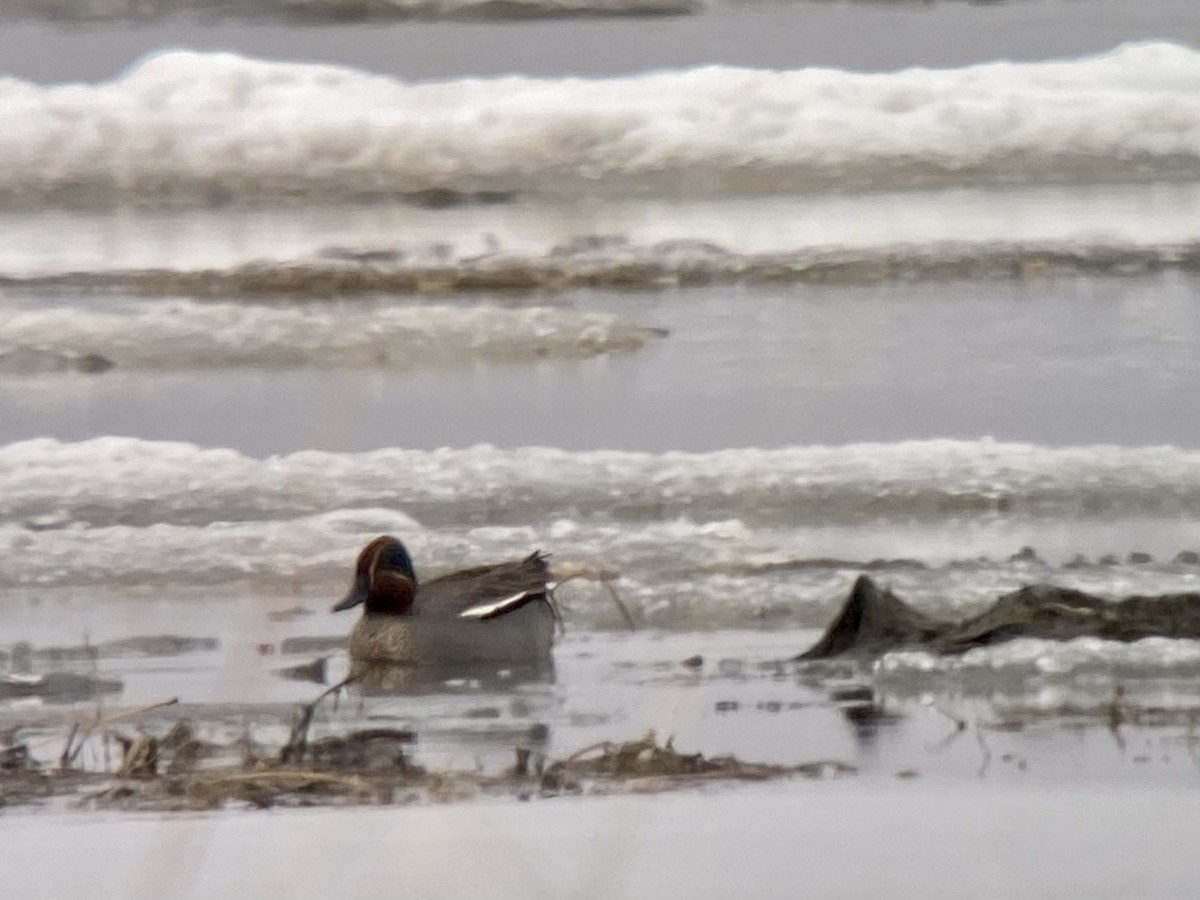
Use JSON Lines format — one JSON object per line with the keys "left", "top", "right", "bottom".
{"left": 332, "top": 583, "right": 366, "bottom": 612}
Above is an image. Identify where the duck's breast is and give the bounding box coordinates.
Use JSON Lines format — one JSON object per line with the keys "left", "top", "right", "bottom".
{"left": 349, "top": 600, "right": 555, "bottom": 665}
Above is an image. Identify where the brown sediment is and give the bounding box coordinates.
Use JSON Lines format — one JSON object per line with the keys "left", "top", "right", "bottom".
{"left": 0, "top": 736, "right": 847, "bottom": 812}
{"left": 0, "top": 0, "right": 696, "bottom": 26}
{"left": 670, "top": 557, "right": 929, "bottom": 580}
{"left": 9, "top": 240, "right": 1200, "bottom": 300}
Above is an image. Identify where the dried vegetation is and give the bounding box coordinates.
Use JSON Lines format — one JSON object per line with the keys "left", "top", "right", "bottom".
{"left": 0, "top": 678, "right": 852, "bottom": 813}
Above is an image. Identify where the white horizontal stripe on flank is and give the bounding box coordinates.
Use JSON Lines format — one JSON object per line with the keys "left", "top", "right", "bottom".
{"left": 458, "top": 591, "right": 532, "bottom": 620}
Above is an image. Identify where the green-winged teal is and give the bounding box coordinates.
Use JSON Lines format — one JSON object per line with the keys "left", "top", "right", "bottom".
{"left": 332, "top": 536, "right": 556, "bottom": 666}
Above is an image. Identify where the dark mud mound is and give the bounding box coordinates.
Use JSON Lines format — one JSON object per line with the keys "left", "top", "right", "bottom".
{"left": 798, "top": 575, "right": 1200, "bottom": 661}
{"left": 795, "top": 576, "right": 948, "bottom": 660}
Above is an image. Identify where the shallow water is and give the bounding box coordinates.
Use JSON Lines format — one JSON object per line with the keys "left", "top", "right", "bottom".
{"left": 8, "top": 617, "right": 1200, "bottom": 783}
{"left": 5, "top": 0, "right": 1200, "bottom": 894}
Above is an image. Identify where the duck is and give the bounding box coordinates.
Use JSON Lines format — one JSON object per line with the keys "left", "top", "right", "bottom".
{"left": 331, "top": 535, "right": 557, "bottom": 667}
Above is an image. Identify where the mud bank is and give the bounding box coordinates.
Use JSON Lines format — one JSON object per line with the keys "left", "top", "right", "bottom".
{"left": 800, "top": 575, "right": 1200, "bottom": 660}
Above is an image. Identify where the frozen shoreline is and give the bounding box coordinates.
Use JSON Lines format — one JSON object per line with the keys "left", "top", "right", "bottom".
{"left": 7, "top": 780, "right": 1200, "bottom": 899}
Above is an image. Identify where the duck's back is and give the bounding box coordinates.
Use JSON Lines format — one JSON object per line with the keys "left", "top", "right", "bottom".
{"left": 413, "top": 551, "right": 551, "bottom": 620}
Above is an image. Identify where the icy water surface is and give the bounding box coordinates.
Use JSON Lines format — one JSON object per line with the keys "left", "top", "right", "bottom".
{"left": 7, "top": 273, "right": 1200, "bottom": 452}
{"left": 8, "top": 611, "right": 1200, "bottom": 781}
{"left": 6, "top": 0, "right": 1200, "bottom": 895}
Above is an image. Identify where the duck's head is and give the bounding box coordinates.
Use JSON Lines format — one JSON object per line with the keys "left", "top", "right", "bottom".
{"left": 332, "top": 535, "right": 418, "bottom": 615}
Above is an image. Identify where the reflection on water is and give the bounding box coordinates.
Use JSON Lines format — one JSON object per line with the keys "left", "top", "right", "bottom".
{"left": 350, "top": 658, "right": 556, "bottom": 695}
{"left": 6, "top": 625, "right": 1200, "bottom": 789}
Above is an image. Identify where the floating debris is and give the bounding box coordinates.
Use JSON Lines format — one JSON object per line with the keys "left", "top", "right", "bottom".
{"left": 12, "top": 635, "right": 220, "bottom": 664}
{"left": 0, "top": 346, "right": 113, "bottom": 376}
{"left": 0, "top": 682, "right": 853, "bottom": 813}
{"left": 267, "top": 606, "right": 314, "bottom": 623}
{"left": 98, "top": 636, "right": 220, "bottom": 657}
{"left": 274, "top": 657, "right": 329, "bottom": 685}
{"left": 0, "top": 672, "right": 123, "bottom": 702}
{"left": 537, "top": 733, "right": 853, "bottom": 795}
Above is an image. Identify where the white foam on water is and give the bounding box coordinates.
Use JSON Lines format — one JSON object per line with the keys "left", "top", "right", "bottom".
{"left": 9, "top": 510, "right": 1200, "bottom": 630}
{"left": 0, "top": 301, "right": 660, "bottom": 370}
{"left": 877, "top": 636, "right": 1200, "bottom": 680}
{"left": 5, "top": 42, "right": 1200, "bottom": 206}
{"left": 6, "top": 437, "right": 1200, "bottom": 629}
{"left": 8, "top": 436, "right": 1200, "bottom": 526}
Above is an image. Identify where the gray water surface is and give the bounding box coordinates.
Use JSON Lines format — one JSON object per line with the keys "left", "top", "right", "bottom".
{"left": 5, "top": 274, "right": 1199, "bottom": 455}
{"left": 4, "top": 0, "right": 1199, "bottom": 84}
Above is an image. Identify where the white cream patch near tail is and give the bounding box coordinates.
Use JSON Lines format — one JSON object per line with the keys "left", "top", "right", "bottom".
{"left": 458, "top": 591, "right": 536, "bottom": 620}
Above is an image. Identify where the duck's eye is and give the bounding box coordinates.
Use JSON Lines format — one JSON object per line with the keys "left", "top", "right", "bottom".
{"left": 381, "top": 543, "right": 414, "bottom": 572}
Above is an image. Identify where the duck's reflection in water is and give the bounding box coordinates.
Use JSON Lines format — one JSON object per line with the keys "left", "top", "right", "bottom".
{"left": 837, "top": 694, "right": 905, "bottom": 748}
{"left": 338, "top": 659, "right": 557, "bottom": 772}
{"left": 349, "top": 659, "right": 556, "bottom": 696}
